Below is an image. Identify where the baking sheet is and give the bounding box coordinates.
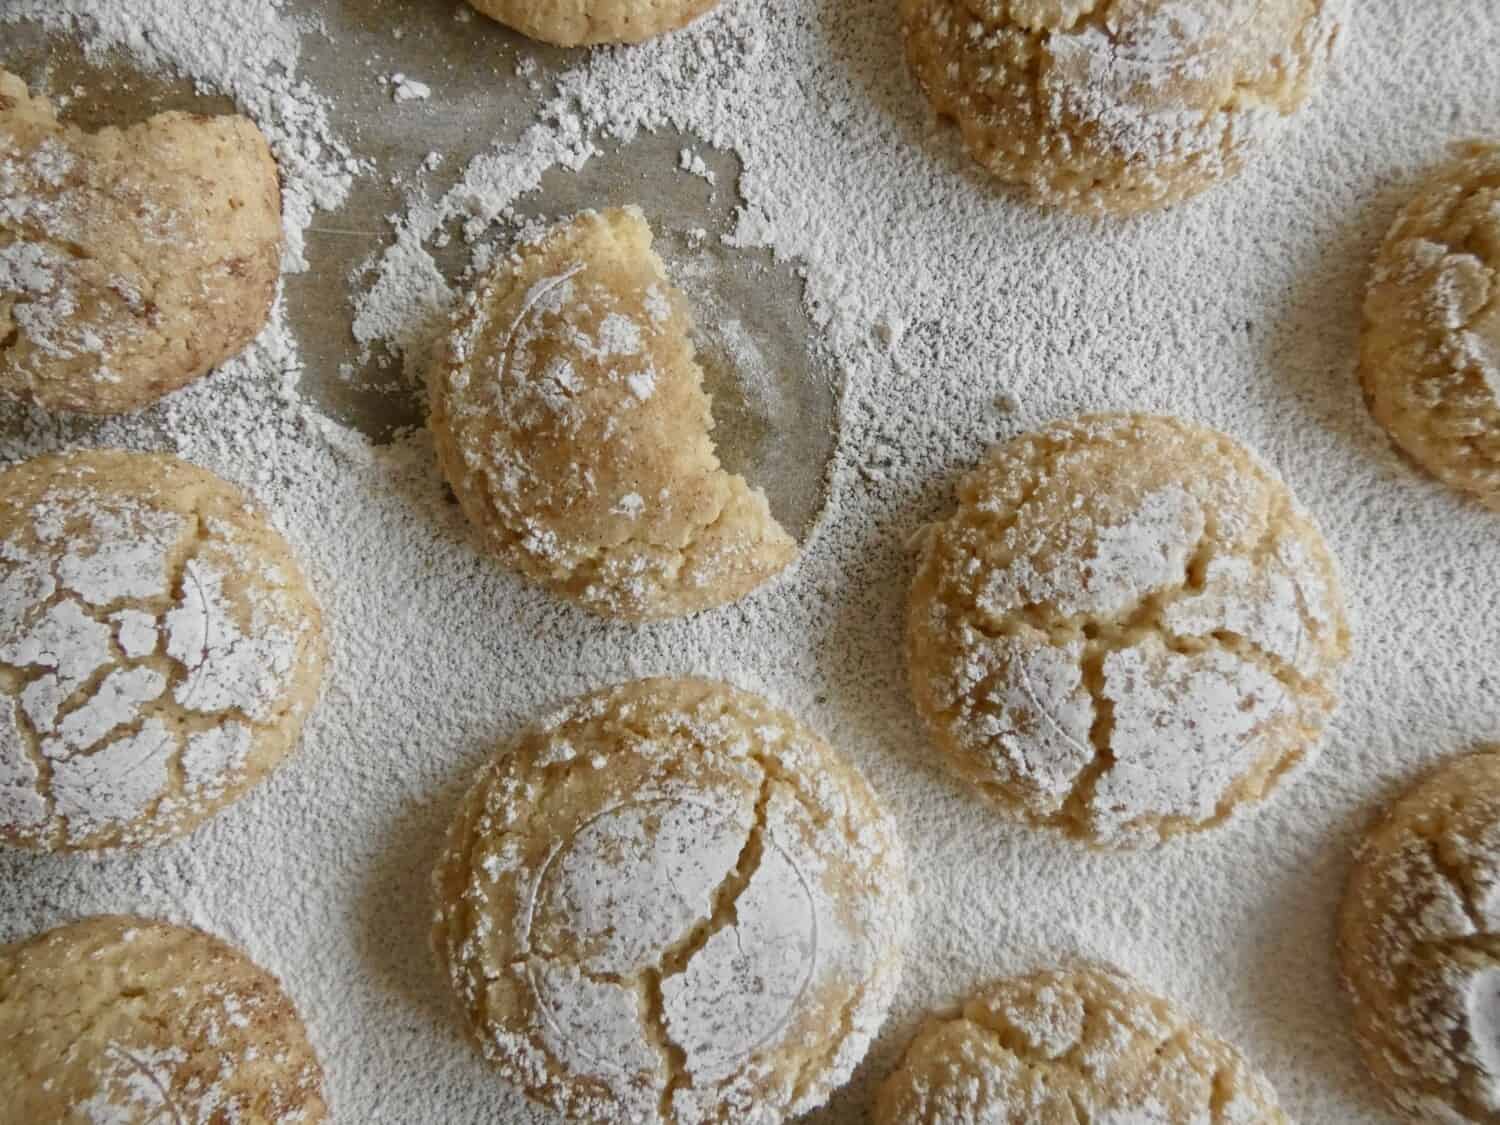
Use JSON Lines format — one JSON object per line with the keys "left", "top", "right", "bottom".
{"left": 3, "top": 1, "right": 838, "bottom": 540}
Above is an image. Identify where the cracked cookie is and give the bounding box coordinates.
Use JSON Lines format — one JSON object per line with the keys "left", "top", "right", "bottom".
{"left": 0, "top": 914, "right": 328, "bottom": 1122}
{"left": 1361, "top": 142, "right": 1500, "bottom": 511}
{"left": 431, "top": 677, "right": 910, "bottom": 1124}
{"left": 1340, "top": 747, "right": 1500, "bottom": 1123}
{"left": 907, "top": 413, "right": 1349, "bottom": 848}
{"left": 0, "top": 449, "right": 325, "bottom": 851}
{"left": 464, "top": 0, "right": 720, "bottom": 46}
{"left": 429, "top": 207, "right": 796, "bottom": 621}
{"left": 901, "top": 0, "right": 1344, "bottom": 216}
{"left": 0, "top": 69, "right": 282, "bottom": 415}
{"left": 873, "top": 964, "right": 1288, "bottom": 1123}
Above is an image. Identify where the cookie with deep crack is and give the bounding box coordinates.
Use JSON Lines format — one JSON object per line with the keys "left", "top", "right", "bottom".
{"left": 1340, "top": 747, "right": 1500, "bottom": 1123}
{"left": 873, "top": 964, "right": 1288, "bottom": 1123}
{"left": 900, "top": 0, "right": 1344, "bottom": 216}
{"left": 429, "top": 207, "right": 796, "bottom": 621}
{"left": 0, "top": 914, "right": 328, "bottom": 1122}
{"left": 463, "top": 0, "right": 720, "bottom": 46}
{"left": 907, "top": 413, "right": 1349, "bottom": 847}
{"left": 0, "top": 69, "right": 283, "bottom": 415}
{"left": 1361, "top": 141, "right": 1500, "bottom": 510}
{"left": 0, "top": 449, "right": 325, "bottom": 851}
{"left": 431, "top": 677, "right": 910, "bottom": 1123}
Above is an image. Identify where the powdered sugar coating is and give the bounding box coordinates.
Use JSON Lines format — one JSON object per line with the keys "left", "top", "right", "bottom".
{"left": 1341, "top": 747, "right": 1500, "bottom": 1123}
{"left": 0, "top": 450, "right": 325, "bottom": 850}
{"left": 430, "top": 207, "right": 796, "bottom": 621}
{"left": 874, "top": 964, "right": 1288, "bottom": 1123}
{"left": 908, "top": 414, "right": 1349, "bottom": 846}
{"left": 0, "top": 68, "right": 283, "bottom": 414}
{"left": 901, "top": 0, "right": 1345, "bottom": 215}
{"left": 431, "top": 678, "right": 909, "bottom": 1123}
{"left": 0, "top": 914, "right": 327, "bottom": 1122}
{"left": 1361, "top": 141, "right": 1500, "bottom": 510}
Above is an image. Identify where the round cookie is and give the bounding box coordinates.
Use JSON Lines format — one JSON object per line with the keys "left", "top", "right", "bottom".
{"left": 901, "top": 0, "right": 1344, "bottom": 216}
{"left": 1361, "top": 141, "right": 1500, "bottom": 510}
{"left": 0, "top": 449, "right": 325, "bottom": 851}
{"left": 907, "top": 413, "right": 1349, "bottom": 847}
{"left": 1340, "top": 747, "right": 1500, "bottom": 1123}
{"left": 0, "top": 914, "right": 327, "bottom": 1122}
{"left": 464, "top": 0, "right": 719, "bottom": 46}
{"left": 431, "top": 677, "right": 910, "bottom": 1123}
{"left": 874, "top": 965, "right": 1288, "bottom": 1123}
{"left": 429, "top": 207, "right": 796, "bottom": 621}
{"left": 0, "top": 69, "right": 282, "bottom": 415}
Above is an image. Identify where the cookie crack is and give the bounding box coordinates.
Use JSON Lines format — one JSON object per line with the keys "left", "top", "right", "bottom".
{"left": 790, "top": 977, "right": 867, "bottom": 1107}
{"left": 645, "top": 765, "right": 774, "bottom": 1116}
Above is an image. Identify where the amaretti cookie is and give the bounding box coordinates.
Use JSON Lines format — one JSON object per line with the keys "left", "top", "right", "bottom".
{"left": 0, "top": 69, "right": 283, "bottom": 414}
{"left": 0, "top": 450, "right": 325, "bottom": 850}
{"left": 464, "top": 0, "right": 719, "bottom": 46}
{"left": 1361, "top": 141, "right": 1500, "bottom": 509}
{"left": 431, "top": 677, "right": 910, "bottom": 1123}
{"left": 907, "top": 413, "right": 1349, "bottom": 847}
{"left": 875, "top": 965, "right": 1287, "bottom": 1123}
{"left": 0, "top": 915, "right": 328, "bottom": 1122}
{"left": 901, "top": 0, "right": 1343, "bottom": 215}
{"left": 1341, "top": 747, "right": 1500, "bottom": 1123}
{"left": 429, "top": 207, "right": 795, "bottom": 621}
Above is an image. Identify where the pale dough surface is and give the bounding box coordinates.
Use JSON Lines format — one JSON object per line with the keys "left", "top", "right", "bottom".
{"left": 1340, "top": 747, "right": 1500, "bottom": 1124}
{"left": 429, "top": 207, "right": 796, "bottom": 621}
{"left": 900, "top": 0, "right": 1343, "bottom": 216}
{"left": 1361, "top": 141, "right": 1500, "bottom": 511}
{"left": 431, "top": 677, "right": 910, "bottom": 1124}
{"left": 873, "top": 964, "right": 1288, "bottom": 1123}
{"left": 0, "top": 914, "right": 327, "bottom": 1124}
{"left": 0, "top": 449, "right": 325, "bottom": 851}
{"left": 0, "top": 70, "right": 282, "bottom": 415}
{"left": 907, "top": 413, "right": 1349, "bottom": 847}
{"left": 464, "top": 0, "right": 720, "bottom": 46}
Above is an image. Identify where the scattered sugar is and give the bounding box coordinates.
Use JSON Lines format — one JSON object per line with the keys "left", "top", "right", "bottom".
{"left": 389, "top": 73, "right": 431, "bottom": 103}
{"left": 0, "top": 2, "right": 1498, "bottom": 1124}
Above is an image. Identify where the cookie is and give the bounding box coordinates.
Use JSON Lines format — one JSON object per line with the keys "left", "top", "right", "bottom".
{"left": 0, "top": 449, "right": 325, "bottom": 850}
{"left": 1361, "top": 141, "right": 1500, "bottom": 510}
{"left": 874, "top": 964, "right": 1287, "bottom": 1123}
{"left": 901, "top": 0, "right": 1343, "bottom": 215}
{"left": 907, "top": 413, "right": 1349, "bottom": 847}
{"left": 429, "top": 207, "right": 796, "bottom": 621}
{"left": 465, "top": 0, "right": 719, "bottom": 46}
{"left": 1341, "top": 747, "right": 1500, "bottom": 1123}
{"left": 431, "top": 677, "right": 910, "bottom": 1123}
{"left": 0, "top": 915, "right": 327, "bottom": 1123}
{"left": 0, "top": 69, "right": 282, "bottom": 414}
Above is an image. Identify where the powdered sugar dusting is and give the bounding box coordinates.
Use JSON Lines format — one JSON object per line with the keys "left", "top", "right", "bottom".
{"left": 0, "top": 1, "right": 1497, "bottom": 1123}
{"left": 910, "top": 415, "right": 1348, "bottom": 846}
{"left": 0, "top": 470, "right": 315, "bottom": 848}
{"left": 432, "top": 679, "right": 907, "bottom": 1123}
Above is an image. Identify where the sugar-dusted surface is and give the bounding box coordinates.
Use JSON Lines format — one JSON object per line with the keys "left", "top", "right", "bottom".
{"left": 0, "top": 2, "right": 1498, "bottom": 1124}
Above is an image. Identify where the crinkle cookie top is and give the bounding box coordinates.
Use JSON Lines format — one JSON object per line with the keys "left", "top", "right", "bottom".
{"left": 0, "top": 69, "right": 283, "bottom": 415}
{"left": 901, "top": 0, "right": 1344, "bottom": 214}
{"left": 429, "top": 207, "right": 795, "bottom": 621}
{"left": 1361, "top": 140, "right": 1500, "bottom": 510}
{"left": 431, "top": 677, "right": 910, "bottom": 1124}
{"left": 0, "top": 914, "right": 327, "bottom": 1124}
{"left": 908, "top": 413, "right": 1349, "bottom": 847}
{"left": 464, "top": 0, "right": 721, "bottom": 46}
{"left": 0, "top": 449, "right": 325, "bottom": 851}
{"left": 874, "top": 964, "right": 1288, "bottom": 1123}
{"left": 1341, "top": 747, "right": 1500, "bottom": 1124}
